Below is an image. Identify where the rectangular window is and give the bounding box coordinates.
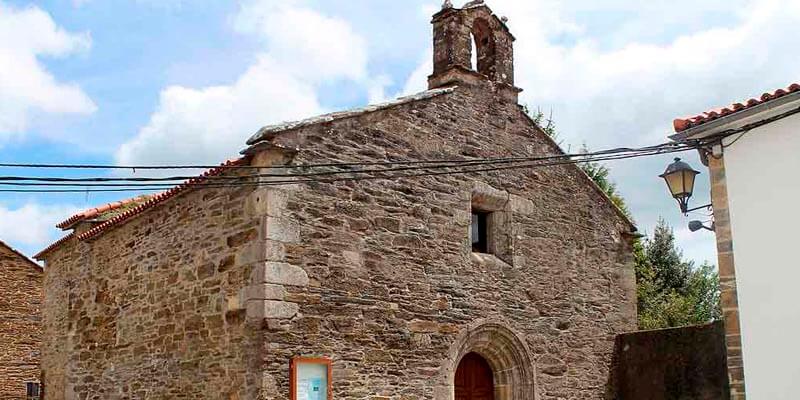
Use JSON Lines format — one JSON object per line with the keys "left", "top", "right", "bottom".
{"left": 291, "top": 357, "right": 332, "bottom": 400}
{"left": 471, "top": 210, "right": 490, "bottom": 253}
{"left": 471, "top": 185, "right": 513, "bottom": 264}
{"left": 26, "top": 382, "right": 40, "bottom": 400}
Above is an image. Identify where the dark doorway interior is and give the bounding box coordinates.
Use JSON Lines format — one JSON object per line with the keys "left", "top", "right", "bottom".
{"left": 455, "top": 352, "right": 495, "bottom": 400}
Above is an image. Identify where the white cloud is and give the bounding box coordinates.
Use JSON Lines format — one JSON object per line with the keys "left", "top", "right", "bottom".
{"left": 401, "top": 52, "right": 431, "bottom": 97}
{"left": 0, "top": 203, "right": 80, "bottom": 251}
{"left": 116, "top": 0, "right": 375, "bottom": 166}
{"left": 0, "top": 2, "right": 96, "bottom": 137}
{"left": 116, "top": 55, "right": 322, "bottom": 166}
{"left": 402, "top": 0, "right": 800, "bottom": 263}
{"left": 406, "top": 0, "right": 799, "bottom": 148}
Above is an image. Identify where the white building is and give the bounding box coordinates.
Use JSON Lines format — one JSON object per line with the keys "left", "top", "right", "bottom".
{"left": 671, "top": 83, "right": 800, "bottom": 400}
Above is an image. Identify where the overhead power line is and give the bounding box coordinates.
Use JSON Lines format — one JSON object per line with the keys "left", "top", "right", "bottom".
{"left": 0, "top": 140, "right": 707, "bottom": 172}
{"left": 0, "top": 143, "right": 698, "bottom": 193}
{"left": 0, "top": 141, "right": 695, "bottom": 184}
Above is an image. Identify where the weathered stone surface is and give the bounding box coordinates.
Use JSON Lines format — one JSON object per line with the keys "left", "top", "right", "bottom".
{"left": 240, "top": 284, "right": 287, "bottom": 302}
{"left": 0, "top": 242, "right": 42, "bottom": 399}
{"left": 245, "top": 188, "right": 290, "bottom": 218}
{"left": 250, "top": 262, "right": 309, "bottom": 287}
{"left": 40, "top": 179, "right": 262, "bottom": 399}
{"left": 264, "top": 217, "right": 301, "bottom": 243}
{"left": 246, "top": 300, "right": 300, "bottom": 320}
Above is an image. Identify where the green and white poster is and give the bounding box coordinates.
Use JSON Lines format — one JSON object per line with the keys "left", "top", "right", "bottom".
{"left": 295, "top": 363, "right": 328, "bottom": 400}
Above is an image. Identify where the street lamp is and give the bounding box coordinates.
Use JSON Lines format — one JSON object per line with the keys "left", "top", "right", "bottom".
{"left": 660, "top": 157, "right": 709, "bottom": 215}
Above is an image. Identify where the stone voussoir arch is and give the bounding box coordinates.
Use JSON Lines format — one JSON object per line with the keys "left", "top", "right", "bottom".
{"left": 435, "top": 319, "right": 538, "bottom": 400}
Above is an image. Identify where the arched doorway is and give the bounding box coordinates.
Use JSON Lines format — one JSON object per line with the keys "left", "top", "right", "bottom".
{"left": 435, "top": 321, "right": 537, "bottom": 400}
{"left": 455, "top": 353, "right": 495, "bottom": 400}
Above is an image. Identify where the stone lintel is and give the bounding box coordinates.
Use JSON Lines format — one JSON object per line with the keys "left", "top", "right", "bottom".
{"left": 472, "top": 181, "right": 509, "bottom": 211}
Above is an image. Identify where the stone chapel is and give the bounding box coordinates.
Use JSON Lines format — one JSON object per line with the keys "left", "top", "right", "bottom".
{"left": 36, "top": 2, "right": 638, "bottom": 399}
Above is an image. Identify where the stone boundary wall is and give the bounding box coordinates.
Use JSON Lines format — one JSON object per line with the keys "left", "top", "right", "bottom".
{"left": 614, "top": 322, "right": 730, "bottom": 400}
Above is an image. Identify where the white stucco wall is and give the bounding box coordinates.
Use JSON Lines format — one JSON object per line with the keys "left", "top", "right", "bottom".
{"left": 723, "top": 112, "right": 800, "bottom": 400}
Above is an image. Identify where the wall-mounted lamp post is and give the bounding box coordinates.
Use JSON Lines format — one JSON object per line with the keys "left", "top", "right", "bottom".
{"left": 659, "top": 157, "right": 712, "bottom": 216}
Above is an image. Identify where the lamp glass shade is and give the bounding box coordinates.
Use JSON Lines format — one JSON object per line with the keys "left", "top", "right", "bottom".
{"left": 660, "top": 158, "right": 701, "bottom": 204}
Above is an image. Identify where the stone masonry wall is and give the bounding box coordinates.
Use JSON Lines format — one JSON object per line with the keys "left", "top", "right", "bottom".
{"left": 41, "top": 239, "right": 75, "bottom": 399}
{"left": 40, "top": 83, "right": 637, "bottom": 400}
{"left": 41, "top": 181, "right": 264, "bottom": 400}
{"left": 0, "top": 243, "right": 43, "bottom": 399}
{"left": 253, "top": 84, "right": 638, "bottom": 400}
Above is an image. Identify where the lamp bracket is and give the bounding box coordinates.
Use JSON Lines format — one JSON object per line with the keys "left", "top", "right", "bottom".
{"left": 683, "top": 203, "right": 713, "bottom": 216}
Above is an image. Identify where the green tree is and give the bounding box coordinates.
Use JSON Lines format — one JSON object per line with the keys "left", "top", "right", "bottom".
{"left": 523, "top": 105, "right": 560, "bottom": 144}
{"left": 636, "top": 219, "right": 721, "bottom": 330}
{"left": 524, "top": 105, "right": 721, "bottom": 329}
{"left": 577, "top": 144, "right": 631, "bottom": 219}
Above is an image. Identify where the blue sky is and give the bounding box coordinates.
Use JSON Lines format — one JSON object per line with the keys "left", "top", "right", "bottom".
{"left": 1, "top": 0, "right": 798, "bottom": 263}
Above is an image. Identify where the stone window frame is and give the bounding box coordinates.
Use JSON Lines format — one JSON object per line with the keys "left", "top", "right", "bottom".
{"left": 290, "top": 357, "right": 333, "bottom": 400}
{"left": 471, "top": 182, "right": 514, "bottom": 265}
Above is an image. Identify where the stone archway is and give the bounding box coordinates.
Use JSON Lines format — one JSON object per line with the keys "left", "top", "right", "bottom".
{"left": 471, "top": 18, "right": 497, "bottom": 79}
{"left": 436, "top": 320, "right": 537, "bottom": 400}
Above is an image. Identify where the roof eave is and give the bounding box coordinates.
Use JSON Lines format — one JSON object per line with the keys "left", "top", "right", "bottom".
{"left": 671, "top": 91, "right": 800, "bottom": 142}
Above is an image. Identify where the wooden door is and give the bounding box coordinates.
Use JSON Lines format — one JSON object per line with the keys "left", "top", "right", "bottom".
{"left": 455, "top": 353, "right": 495, "bottom": 400}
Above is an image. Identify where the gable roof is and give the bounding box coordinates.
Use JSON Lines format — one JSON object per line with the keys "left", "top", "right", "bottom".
{"left": 57, "top": 195, "right": 154, "bottom": 230}
{"left": 33, "top": 233, "right": 74, "bottom": 261}
{"left": 0, "top": 239, "right": 42, "bottom": 270}
{"left": 517, "top": 107, "right": 637, "bottom": 233}
{"left": 673, "top": 83, "right": 800, "bottom": 133}
{"left": 246, "top": 87, "right": 455, "bottom": 146}
{"left": 35, "top": 158, "right": 246, "bottom": 260}
{"left": 40, "top": 89, "right": 455, "bottom": 260}
{"left": 78, "top": 158, "right": 246, "bottom": 242}
{"left": 38, "top": 85, "right": 639, "bottom": 259}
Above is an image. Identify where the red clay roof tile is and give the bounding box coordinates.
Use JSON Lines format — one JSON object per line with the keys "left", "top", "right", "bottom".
{"left": 36, "top": 158, "right": 247, "bottom": 259}
{"left": 674, "top": 83, "right": 800, "bottom": 132}
{"left": 77, "top": 158, "right": 247, "bottom": 242}
{"left": 56, "top": 195, "right": 153, "bottom": 230}
{"left": 32, "top": 233, "right": 74, "bottom": 261}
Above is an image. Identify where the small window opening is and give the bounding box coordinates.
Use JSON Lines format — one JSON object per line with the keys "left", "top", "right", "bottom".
{"left": 26, "top": 382, "right": 41, "bottom": 400}
{"left": 471, "top": 210, "right": 490, "bottom": 253}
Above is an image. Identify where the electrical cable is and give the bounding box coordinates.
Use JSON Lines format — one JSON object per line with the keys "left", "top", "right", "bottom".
{"left": 0, "top": 145, "right": 694, "bottom": 193}
{"left": 0, "top": 139, "right": 705, "bottom": 172}
{"left": 0, "top": 141, "right": 703, "bottom": 185}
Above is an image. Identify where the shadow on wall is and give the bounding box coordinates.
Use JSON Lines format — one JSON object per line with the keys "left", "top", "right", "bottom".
{"left": 611, "top": 322, "right": 730, "bottom": 400}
